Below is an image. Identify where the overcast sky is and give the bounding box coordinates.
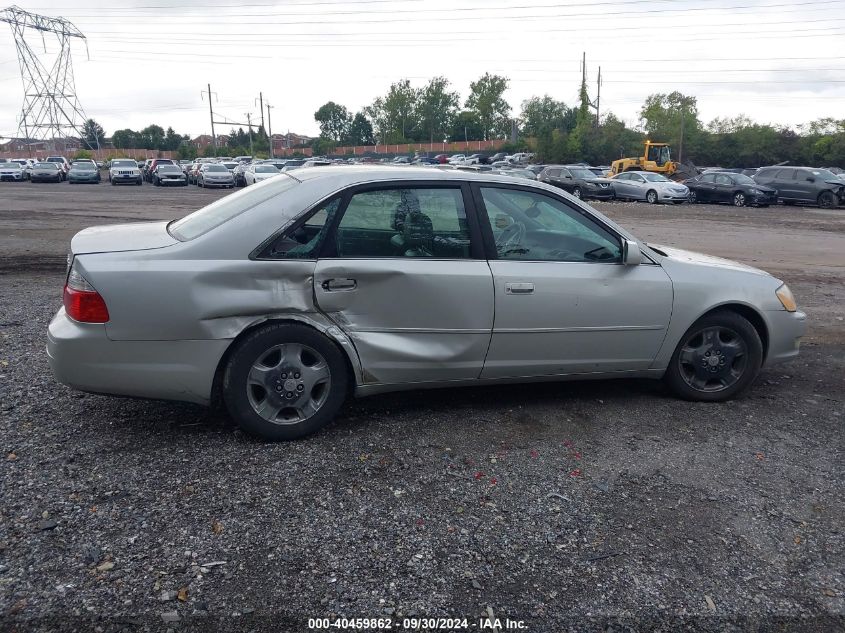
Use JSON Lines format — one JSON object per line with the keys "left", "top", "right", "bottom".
{"left": 1, "top": 0, "right": 844, "bottom": 140}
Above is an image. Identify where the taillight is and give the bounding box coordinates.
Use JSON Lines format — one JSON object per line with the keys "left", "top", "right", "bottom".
{"left": 63, "top": 266, "right": 109, "bottom": 323}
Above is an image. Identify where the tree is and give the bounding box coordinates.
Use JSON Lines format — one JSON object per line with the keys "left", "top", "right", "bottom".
{"left": 314, "top": 101, "right": 351, "bottom": 143}
{"left": 520, "top": 96, "right": 574, "bottom": 137}
{"left": 639, "top": 92, "right": 700, "bottom": 162}
{"left": 347, "top": 112, "right": 375, "bottom": 145}
{"left": 111, "top": 128, "right": 138, "bottom": 149}
{"left": 450, "top": 111, "right": 484, "bottom": 142}
{"left": 138, "top": 124, "right": 165, "bottom": 150}
{"left": 382, "top": 79, "right": 418, "bottom": 142}
{"left": 417, "top": 77, "right": 459, "bottom": 143}
{"left": 164, "top": 127, "right": 183, "bottom": 151}
{"left": 465, "top": 73, "right": 511, "bottom": 141}
{"left": 82, "top": 118, "right": 105, "bottom": 149}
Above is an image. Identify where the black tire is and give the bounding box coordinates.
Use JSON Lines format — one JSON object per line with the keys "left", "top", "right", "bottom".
{"left": 223, "top": 323, "right": 348, "bottom": 441}
{"left": 136, "top": 179, "right": 142, "bottom": 186}
{"left": 817, "top": 190, "right": 836, "bottom": 209}
{"left": 646, "top": 189, "right": 658, "bottom": 204}
{"left": 197, "top": 179, "right": 203, "bottom": 188}
{"left": 733, "top": 191, "right": 747, "bottom": 207}
{"left": 664, "top": 310, "right": 763, "bottom": 402}
{"left": 572, "top": 186, "right": 582, "bottom": 199}
{"left": 688, "top": 190, "right": 697, "bottom": 204}
{"left": 111, "top": 179, "right": 116, "bottom": 185}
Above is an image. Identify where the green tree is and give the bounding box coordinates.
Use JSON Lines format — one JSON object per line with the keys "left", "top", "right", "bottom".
{"left": 520, "top": 96, "right": 573, "bottom": 137}
{"left": 639, "top": 92, "right": 700, "bottom": 162}
{"left": 465, "top": 73, "right": 511, "bottom": 140}
{"left": 450, "top": 111, "right": 484, "bottom": 142}
{"left": 139, "top": 124, "right": 165, "bottom": 150}
{"left": 382, "top": 79, "right": 418, "bottom": 142}
{"left": 111, "top": 128, "right": 138, "bottom": 149}
{"left": 81, "top": 118, "right": 105, "bottom": 149}
{"left": 347, "top": 112, "right": 375, "bottom": 145}
{"left": 314, "top": 101, "right": 351, "bottom": 143}
{"left": 417, "top": 76, "right": 459, "bottom": 143}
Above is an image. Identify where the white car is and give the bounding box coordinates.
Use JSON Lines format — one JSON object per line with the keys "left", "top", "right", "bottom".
{"left": 244, "top": 163, "right": 280, "bottom": 185}
{"left": 447, "top": 154, "right": 466, "bottom": 165}
{"left": 0, "top": 162, "right": 25, "bottom": 181}
{"left": 109, "top": 159, "right": 143, "bottom": 186}
{"left": 505, "top": 152, "right": 533, "bottom": 165}
{"left": 611, "top": 171, "right": 690, "bottom": 204}
{"left": 10, "top": 158, "right": 34, "bottom": 179}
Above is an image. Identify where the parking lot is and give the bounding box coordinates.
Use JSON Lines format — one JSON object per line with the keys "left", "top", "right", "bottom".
{"left": 0, "top": 181, "right": 843, "bottom": 630}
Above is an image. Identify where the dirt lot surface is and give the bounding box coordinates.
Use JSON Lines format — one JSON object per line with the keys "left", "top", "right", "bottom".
{"left": 0, "top": 180, "right": 843, "bottom": 632}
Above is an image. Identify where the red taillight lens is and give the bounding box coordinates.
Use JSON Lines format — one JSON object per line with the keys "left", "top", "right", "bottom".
{"left": 63, "top": 267, "right": 109, "bottom": 323}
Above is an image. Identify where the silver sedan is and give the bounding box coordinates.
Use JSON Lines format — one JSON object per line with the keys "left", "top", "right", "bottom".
{"left": 47, "top": 167, "right": 806, "bottom": 440}
{"left": 611, "top": 170, "right": 690, "bottom": 203}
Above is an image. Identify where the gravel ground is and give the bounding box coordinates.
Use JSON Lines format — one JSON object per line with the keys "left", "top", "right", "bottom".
{"left": 0, "top": 182, "right": 843, "bottom": 632}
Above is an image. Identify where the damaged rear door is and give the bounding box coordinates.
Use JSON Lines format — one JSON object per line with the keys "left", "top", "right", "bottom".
{"left": 314, "top": 183, "right": 493, "bottom": 385}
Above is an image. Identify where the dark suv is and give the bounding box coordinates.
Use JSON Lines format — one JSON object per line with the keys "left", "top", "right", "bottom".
{"left": 753, "top": 166, "right": 844, "bottom": 208}
{"left": 538, "top": 165, "right": 615, "bottom": 200}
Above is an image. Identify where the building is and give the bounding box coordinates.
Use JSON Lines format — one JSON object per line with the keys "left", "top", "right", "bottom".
{"left": 191, "top": 134, "right": 231, "bottom": 151}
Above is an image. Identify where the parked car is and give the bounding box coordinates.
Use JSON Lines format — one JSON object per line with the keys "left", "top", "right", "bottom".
{"left": 45, "top": 156, "right": 70, "bottom": 180}
{"left": 233, "top": 163, "right": 249, "bottom": 187}
{"left": 611, "top": 171, "right": 690, "bottom": 204}
{"left": 30, "top": 162, "right": 64, "bottom": 183}
{"left": 686, "top": 172, "right": 777, "bottom": 207}
{"left": 538, "top": 165, "right": 614, "bottom": 200}
{"left": 187, "top": 163, "right": 202, "bottom": 185}
{"left": 506, "top": 152, "right": 533, "bottom": 164}
{"left": 109, "top": 159, "right": 143, "bottom": 186}
{"left": 462, "top": 154, "right": 488, "bottom": 165}
{"left": 302, "top": 160, "right": 332, "bottom": 168}
{"left": 488, "top": 152, "right": 508, "bottom": 163}
{"left": 220, "top": 161, "right": 239, "bottom": 172}
{"left": 234, "top": 155, "right": 253, "bottom": 164}
{"left": 753, "top": 166, "right": 845, "bottom": 208}
{"left": 10, "top": 158, "right": 34, "bottom": 179}
{"left": 244, "top": 163, "right": 280, "bottom": 185}
{"left": 0, "top": 162, "right": 25, "bottom": 181}
{"left": 447, "top": 154, "right": 466, "bottom": 165}
{"left": 153, "top": 164, "right": 188, "bottom": 186}
{"left": 197, "top": 163, "right": 235, "bottom": 188}
{"left": 46, "top": 167, "right": 806, "bottom": 441}
{"left": 144, "top": 159, "right": 176, "bottom": 182}
{"left": 589, "top": 166, "right": 612, "bottom": 178}
{"left": 392, "top": 156, "right": 410, "bottom": 164}
{"left": 280, "top": 159, "right": 307, "bottom": 172}
{"left": 68, "top": 161, "right": 102, "bottom": 184}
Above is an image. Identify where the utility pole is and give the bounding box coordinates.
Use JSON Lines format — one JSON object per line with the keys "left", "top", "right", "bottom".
{"left": 595, "top": 66, "right": 602, "bottom": 127}
{"left": 258, "top": 92, "right": 264, "bottom": 130}
{"left": 678, "top": 106, "right": 685, "bottom": 164}
{"left": 201, "top": 83, "right": 217, "bottom": 154}
{"left": 266, "top": 103, "right": 274, "bottom": 158}
{"left": 245, "top": 112, "right": 254, "bottom": 156}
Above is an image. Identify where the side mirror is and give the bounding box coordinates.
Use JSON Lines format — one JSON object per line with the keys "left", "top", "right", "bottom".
{"left": 622, "top": 239, "right": 642, "bottom": 266}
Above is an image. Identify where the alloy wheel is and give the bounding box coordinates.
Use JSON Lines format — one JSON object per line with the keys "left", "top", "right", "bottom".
{"left": 246, "top": 343, "right": 331, "bottom": 425}
{"left": 678, "top": 326, "right": 748, "bottom": 393}
{"left": 733, "top": 193, "right": 746, "bottom": 206}
{"left": 647, "top": 190, "right": 658, "bottom": 204}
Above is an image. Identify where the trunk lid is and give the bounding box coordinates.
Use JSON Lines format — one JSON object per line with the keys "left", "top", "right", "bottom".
{"left": 71, "top": 221, "right": 178, "bottom": 255}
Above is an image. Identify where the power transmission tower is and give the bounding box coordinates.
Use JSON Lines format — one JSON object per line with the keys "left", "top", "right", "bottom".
{"left": 1, "top": 5, "right": 92, "bottom": 151}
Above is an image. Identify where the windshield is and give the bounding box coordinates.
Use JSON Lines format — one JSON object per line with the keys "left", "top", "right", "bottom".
{"left": 3, "top": 163, "right": 21, "bottom": 169}
{"left": 205, "top": 164, "right": 227, "bottom": 172}
{"left": 809, "top": 169, "right": 837, "bottom": 180}
{"left": 255, "top": 165, "right": 279, "bottom": 173}
{"left": 642, "top": 173, "right": 670, "bottom": 182}
{"left": 35, "top": 163, "right": 58, "bottom": 169}
{"left": 158, "top": 166, "right": 180, "bottom": 173}
{"left": 47, "top": 157, "right": 64, "bottom": 163}
{"left": 734, "top": 174, "right": 755, "bottom": 185}
{"left": 569, "top": 168, "right": 595, "bottom": 179}
{"left": 169, "top": 174, "right": 298, "bottom": 240}
{"left": 222, "top": 162, "right": 237, "bottom": 169}
{"left": 112, "top": 160, "right": 136, "bottom": 168}
{"left": 71, "top": 163, "right": 95, "bottom": 170}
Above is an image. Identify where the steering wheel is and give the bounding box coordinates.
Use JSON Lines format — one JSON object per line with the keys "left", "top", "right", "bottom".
{"left": 496, "top": 222, "right": 525, "bottom": 251}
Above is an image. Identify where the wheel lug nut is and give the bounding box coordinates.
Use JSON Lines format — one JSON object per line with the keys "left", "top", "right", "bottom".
{"left": 275, "top": 385, "right": 282, "bottom": 391}
{"left": 281, "top": 373, "right": 287, "bottom": 379}
{"left": 294, "top": 372, "right": 300, "bottom": 379}
{"left": 297, "top": 384, "right": 304, "bottom": 391}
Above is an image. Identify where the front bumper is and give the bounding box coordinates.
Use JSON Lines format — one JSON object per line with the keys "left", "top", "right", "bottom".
{"left": 0, "top": 174, "right": 23, "bottom": 181}
{"left": 69, "top": 176, "right": 99, "bottom": 183}
{"left": 203, "top": 179, "right": 234, "bottom": 187}
{"left": 658, "top": 190, "right": 690, "bottom": 202}
{"left": 764, "top": 309, "right": 807, "bottom": 366}
{"left": 585, "top": 187, "right": 614, "bottom": 199}
{"left": 47, "top": 308, "right": 230, "bottom": 405}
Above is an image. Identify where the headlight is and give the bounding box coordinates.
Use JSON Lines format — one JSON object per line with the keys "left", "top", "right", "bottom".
{"left": 776, "top": 284, "right": 797, "bottom": 312}
{"left": 749, "top": 188, "right": 762, "bottom": 195}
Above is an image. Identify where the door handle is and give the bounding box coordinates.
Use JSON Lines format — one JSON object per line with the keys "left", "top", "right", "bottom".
{"left": 505, "top": 282, "right": 534, "bottom": 294}
{"left": 321, "top": 278, "right": 357, "bottom": 292}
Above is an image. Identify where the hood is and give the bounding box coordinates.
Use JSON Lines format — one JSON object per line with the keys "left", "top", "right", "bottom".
{"left": 650, "top": 244, "right": 770, "bottom": 276}
{"left": 653, "top": 180, "right": 688, "bottom": 189}
{"left": 585, "top": 177, "right": 613, "bottom": 185}
{"left": 71, "top": 221, "right": 178, "bottom": 255}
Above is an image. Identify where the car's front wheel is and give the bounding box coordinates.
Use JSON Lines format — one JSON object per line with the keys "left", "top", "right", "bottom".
{"left": 572, "top": 186, "right": 582, "bottom": 199}
{"left": 223, "top": 323, "right": 348, "bottom": 440}
{"left": 646, "top": 189, "right": 658, "bottom": 204}
{"left": 817, "top": 190, "right": 836, "bottom": 208}
{"left": 664, "top": 311, "right": 763, "bottom": 402}
{"left": 733, "top": 192, "right": 747, "bottom": 207}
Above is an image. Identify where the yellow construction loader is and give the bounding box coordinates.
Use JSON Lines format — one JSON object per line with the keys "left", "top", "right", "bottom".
{"left": 610, "top": 141, "right": 698, "bottom": 181}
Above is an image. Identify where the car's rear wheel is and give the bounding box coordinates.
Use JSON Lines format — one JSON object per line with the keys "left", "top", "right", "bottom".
{"left": 572, "top": 186, "right": 582, "bottom": 199}
{"left": 817, "top": 190, "right": 836, "bottom": 208}
{"left": 664, "top": 311, "right": 762, "bottom": 402}
{"left": 646, "top": 189, "right": 658, "bottom": 204}
{"left": 688, "top": 190, "right": 697, "bottom": 204}
{"left": 733, "top": 192, "right": 747, "bottom": 207}
{"left": 223, "top": 323, "right": 348, "bottom": 440}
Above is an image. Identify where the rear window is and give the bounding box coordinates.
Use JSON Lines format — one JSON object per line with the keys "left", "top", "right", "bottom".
{"left": 205, "top": 164, "right": 228, "bottom": 172}
{"left": 168, "top": 173, "right": 299, "bottom": 241}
